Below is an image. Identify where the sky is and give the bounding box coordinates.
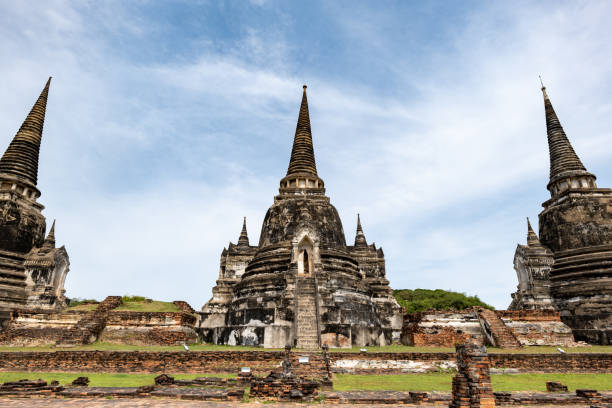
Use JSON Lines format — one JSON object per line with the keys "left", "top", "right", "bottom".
{"left": 0, "top": 1, "right": 611, "bottom": 310}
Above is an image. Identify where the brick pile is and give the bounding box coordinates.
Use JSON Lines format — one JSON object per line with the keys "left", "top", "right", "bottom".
{"left": 250, "top": 374, "right": 319, "bottom": 402}
{"left": 450, "top": 343, "right": 496, "bottom": 408}
{"left": 0, "top": 379, "right": 63, "bottom": 396}
{"left": 545, "top": 381, "right": 568, "bottom": 392}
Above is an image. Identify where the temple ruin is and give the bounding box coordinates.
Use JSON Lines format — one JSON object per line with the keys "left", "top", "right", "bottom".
{"left": 0, "top": 78, "right": 69, "bottom": 324}
{"left": 200, "top": 86, "right": 403, "bottom": 348}
{"left": 510, "top": 83, "right": 612, "bottom": 344}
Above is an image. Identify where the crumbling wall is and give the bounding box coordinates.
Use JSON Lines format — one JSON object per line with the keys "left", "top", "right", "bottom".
{"left": 402, "top": 309, "right": 575, "bottom": 348}
{"left": 99, "top": 311, "right": 198, "bottom": 345}
{"left": 402, "top": 310, "right": 484, "bottom": 347}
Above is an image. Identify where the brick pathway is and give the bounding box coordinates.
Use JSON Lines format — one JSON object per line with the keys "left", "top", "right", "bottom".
{"left": 0, "top": 399, "right": 595, "bottom": 407}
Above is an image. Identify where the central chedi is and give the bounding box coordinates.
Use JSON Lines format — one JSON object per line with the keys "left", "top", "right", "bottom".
{"left": 200, "top": 86, "right": 402, "bottom": 348}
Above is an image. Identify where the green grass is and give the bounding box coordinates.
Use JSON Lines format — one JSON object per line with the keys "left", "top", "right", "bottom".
{"left": 0, "top": 372, "right": 235, "bottom": 387}
{"left": 115, "top": 300, "right": 180, "bottom": 313}
{"left": 334, "top": 373, "right": 612, "bottom": 392}
{"left": 327, "top": 345, "right": 612, "bottom": 354}
{"left": 0, "top": 342, "right": 279, "bottom": 352}
{"left": 1, "top": 371, "right": 607, "bottom": 392}
{"left": 65, "top": 303, "right": 98, "bottom": 312}
{"left": 0, "top": 342, "right": 609, "bottom": 353}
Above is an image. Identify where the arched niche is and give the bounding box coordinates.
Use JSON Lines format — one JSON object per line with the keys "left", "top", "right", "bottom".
{"left": 297, "top": 235, "right": 314, "bottom": 276}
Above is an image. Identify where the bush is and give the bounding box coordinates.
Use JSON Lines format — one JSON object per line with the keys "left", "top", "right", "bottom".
{"left": 393, "top": 289, "right": 494, "bottom": 314}
{"left": 68, "top": 298, "right": 98, "bottom": 307}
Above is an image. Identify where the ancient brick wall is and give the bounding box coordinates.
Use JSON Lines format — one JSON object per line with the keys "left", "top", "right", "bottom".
{"left": 0, "top": 308, "right": 199, "bottom": 347}
{"left": 402, "top": 309, "right": 575, "bottom": 348}
{"left": 402, "top": 310, "right": 485, "bottom": 347}
{"left": 0, "top": 350, "right": 607, "bottom": 374}
{"left": 0, "top": 350, "right": 330, "bottom": 377}
{"left": 496, "top": 310, "right": 575, "bottom": 346}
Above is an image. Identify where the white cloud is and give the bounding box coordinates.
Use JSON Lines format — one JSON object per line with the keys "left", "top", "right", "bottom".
{"left": 0, "top": 1, "right": 610, "bottom": 310}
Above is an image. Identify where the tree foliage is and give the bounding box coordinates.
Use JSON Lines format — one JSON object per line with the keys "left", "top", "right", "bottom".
{"left": 393, "top": 288, "right": 494, "bottom": 314}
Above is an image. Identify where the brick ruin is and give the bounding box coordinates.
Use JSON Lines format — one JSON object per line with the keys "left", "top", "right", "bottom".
{"left": 450, "top": 343, "right": 496, "bottom": 408}
{"left": 0, "top": 78, "right": 69, "bottom": 325}
{"left": 0, "top": 296, "right": 198, "bottom": 347}
{"left": 509, "top": 83, "right": 612, "bottom": 344}
{"left": 200, "top": 86, "right": 402, "bottom": 348}
{"left": 403, "top": 308, "right": 576, "bottom": 348}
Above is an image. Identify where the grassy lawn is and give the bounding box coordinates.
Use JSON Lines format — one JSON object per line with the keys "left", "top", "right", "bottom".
{"left": 0, "top": 342, "right": 277, "bottom": 352}
{"left": 328, "top": 345, "right": 612, "bottom": 354}
{"left": 114, "top": 300, "right": 180, "bottom": 313}
{"left": 0, "top": 372, "right": 235, "bottom": 387}
{"left": 0, "top": 342, "right": 609, "bottom": 353}
{"left": 0, "top": 371, "right": 608, "bottom": 392}
{"left": 64, "top": 303, "right": 98, "bottom": 312}
{"left": 334, "top": 373, "right": 612, "bottom": 392}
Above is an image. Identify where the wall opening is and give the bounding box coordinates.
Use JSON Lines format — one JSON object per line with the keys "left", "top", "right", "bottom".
{"left": 297, "top": 236, "right": 314, "bottom": 276}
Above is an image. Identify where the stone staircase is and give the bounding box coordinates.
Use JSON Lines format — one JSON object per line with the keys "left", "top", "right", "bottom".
{"left": 56, "top": 296, "right": 122, "bottom": 346}
{"left": 296, "top": 277, "right": 320, "bottom": 349}
{"left": 475, "top": 307, "right": 522, "bottom": 349}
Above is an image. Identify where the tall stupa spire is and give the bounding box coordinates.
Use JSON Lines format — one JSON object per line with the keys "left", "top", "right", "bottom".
{"left": 278, "top": 86, "right": 324, "bottom": 195}
{"left": 0, "top": 77, "right": 51, "bottom": 188}
{"left": 540, "top": 79, "right": 596, "bottom": 196}
{"left": 237, "top": 217, "right": 249, "bottom": 247}
{"left": 287, "top": 85, "right": 317, "bottom": 177}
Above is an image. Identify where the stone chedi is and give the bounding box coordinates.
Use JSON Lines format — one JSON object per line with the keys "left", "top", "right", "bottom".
{"left": 0, "top": 78, "right": 69, "bottom": 320}
{"left": 200, "top": 86, "right": 403, "bottom": 348}
{"left": 511, "top": 83, "right": 612, "bottom": 344}
{"left": 509, "top": 219, "right": 554, "bottom": 310}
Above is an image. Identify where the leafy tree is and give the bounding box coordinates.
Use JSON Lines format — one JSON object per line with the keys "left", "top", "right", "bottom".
{"left": 393, "top": 288, "right": 494, "bottom": 314}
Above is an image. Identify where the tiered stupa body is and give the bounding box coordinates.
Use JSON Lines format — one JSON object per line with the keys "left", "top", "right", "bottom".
{"left": 0, "top": 78, "right": 70, "bottom": 322}
{"left": 200, "top": 86, "right": 402, "bottom": 348}
{"left": 511, "top": 83, "right": 612, "bottom": 344}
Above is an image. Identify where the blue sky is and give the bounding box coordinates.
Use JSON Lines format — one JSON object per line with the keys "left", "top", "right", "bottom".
{"left": 1, "top": 1, "right": 611, "bottom": 309}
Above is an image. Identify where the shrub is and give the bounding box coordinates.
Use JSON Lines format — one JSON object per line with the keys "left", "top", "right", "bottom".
{"left": 68, "top": 298, "right": 98, "bottom": 307}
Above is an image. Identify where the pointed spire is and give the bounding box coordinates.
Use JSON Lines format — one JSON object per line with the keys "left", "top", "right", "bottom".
{"left": 540, "top": 79, "right": 595, "bottom": 193}
{"left": 42, "top": 219, "right": 56, "bottom": 249}
{"left": 0, "top": 77, "right": 51, "bottom": 186}
{"left": 354, "top": 213, "right": 368, "bottom": 248}
{"left": 237, "top": 216, "right": 249, "bottom": 247}
{"left": 526, "top": 217, "right": 540, "bottom": 246}
{"left": 286, "top": 85, "right": 317, "bottom": 177}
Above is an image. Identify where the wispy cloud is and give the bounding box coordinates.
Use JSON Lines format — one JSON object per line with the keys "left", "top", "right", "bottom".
{"left": 0, "top": 1, "right": 610, "bottom": 309}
